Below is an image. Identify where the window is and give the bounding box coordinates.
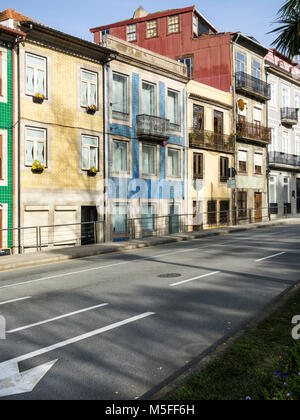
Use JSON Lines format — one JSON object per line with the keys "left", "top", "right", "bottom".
{"left": 282, "top": 131, "right": 289, "bottom": 154}
{"left": 236, "top": 52, "right": 246, "bottom": 73}
{"left": 168, "top": 15, "right": 179, "bottom": 34}
{"left": 146, "top": 20, "right": 157, "bottom": 38}
{"left": 142, "top": 144, "right": 156, "bottom": 175}
{"left": 113, "top": 140, "right": 128, "bottom": 173}
{"left": 296, "top": 135, "right": 300, "bottom": 156}
{"left": 269, "top": 176, "right": 277, "bottom": 204}
{"left": 127, "top": 24, "right": 137, "bottom": 42}
{"left": 270, "top": 82, "right": 276, "bottom": 106}
{"left": 179, "top": 57, "right": 193, "bottom": 78}
{"left": 141, "top": 203, "right": 155, "bottom": 232}
{"left": 101, "top": 29, "right": 110, "bottom": 42}
{"left": 193, "top": 153, "right": 203, "bottom": 179}
{"left": 254, "top": 152, "right": 263, "bottom": 174}
{"left": 142, "top": 82, "right": 155, "bottom": 116}
{"left": 167, "top": 148, "right": 180, "bottom": 177}
{"left": 113, "top": 203, "right": 128, "bottom": 234}
{"left": 237, "top": 191, "right": 247, "bottom": 219}
{"left": 167, "top": 89, "right": 179, "bottom": 129}
{"left": 295, "top": 94, "right": 300, "bottom": 110}
{"left": 269, "top": 127, "right": 276, "bottom": 152}
{"left": 26, "top": 53, "right": 47, "bottom": 96}
{"left": 82, "top": 135, "right": 98, "bottom": 171}
{"left": 112, "top": 73, "right": 128, "bottom": 120}
{"left": 207, "top": 201, "right": 217, "bottom": 225}
{"left": 193, "top": 105, "right": 204, "bottom": 131}
{"left": 193, "top": 15, "right": 198, "bottom": 35}
{"left": 214, "top": 111, "right": 223, "bottom": 135}
{"left": 81, "top": 70, "right": 97, "bottom": 108}
{"left": 283, "top": 177, "right": 290, "bottom": 203}
{"left": 282, "top": 86, "right": 290, "bottom": 108}
{"left": 238, "top": 150, "right": 247, "bottom": 173}
{"left": 252, "top": 60, "right": 261, "bottom": 79}
{"left": 220, "top": 156, "right": 229, "bottom": 182}
{"left": 25, "top": 127, "right": 47, "bottom": 166}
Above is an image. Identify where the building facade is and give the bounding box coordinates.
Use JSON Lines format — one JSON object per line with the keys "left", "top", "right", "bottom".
{"left": 0, "top": 10, "right": 117, "bottom": 252}
{"left": 103, "top": 36, "right": 188, "bottom": 241}
{"left": 187, "top": 80, "right": 234, "bottom": 228}
{"left": 266, "top": 49, "right": 300, "bottom": 217}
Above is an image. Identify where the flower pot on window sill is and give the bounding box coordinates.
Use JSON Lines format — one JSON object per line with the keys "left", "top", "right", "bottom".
{"left": 86, "top": 106, "right": 97, "bottom": 115}
{"left": 31, "top": 160, "right": 45, "bottom": 174}
{"left": 31, "top": 167, "right": 44, "bottom": 174}
{"left": 33, "top": 94, "right": 45, "bottom": 104}
{"left": 87, "top": 169, "right": 97, "bottom": 177}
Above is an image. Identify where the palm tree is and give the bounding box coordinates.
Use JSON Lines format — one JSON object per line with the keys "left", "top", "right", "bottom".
{"left": 269, "top": 0, "right": 300, "bottom": 59}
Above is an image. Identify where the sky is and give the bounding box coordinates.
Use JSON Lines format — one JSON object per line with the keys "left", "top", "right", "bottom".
{"left": 0, "top": 0, "right": 285, "bottom": 48}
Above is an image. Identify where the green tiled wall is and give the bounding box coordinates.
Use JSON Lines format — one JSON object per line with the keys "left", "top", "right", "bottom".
{"left": 0, "top": 48, "right": 13, "bottom": 249}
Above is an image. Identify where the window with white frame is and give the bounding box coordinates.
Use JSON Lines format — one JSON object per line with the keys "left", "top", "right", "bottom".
{"left": 146, "top": 20, "right": 158, "bottom": 38}
{"left": 82, "top": 135, "right": 98, "bottom": 170}
{"left": 269, "top": 176, "right": 277, "bottom": 204}
{"left": 167, "top": 89, "right": 180, "bottom": 128}
{"left": 270, "top": 82, "right": 276, "bottom": 107}
{"left": 238, "top": 149, "right": 247, "bottom": 173}
{"left": 168, "top": 15, "right": 179, "bottom": 34}
{"left": 296, "top": 135, "right": 300, "bottom": 156}
{"left": 236, "top": 52, "right": 246, "bottom": 73}
{"left": 167, "top": 148, "right": 180, "bottom": 177}
{"left": 269, "top": 127, "right": 276, "bottom": 152}
{"left": 282, "top": 131, "right": 289, "bottom": 154}
{"left": 142, "top": 82, "right": 155, "bottom": 116}
{"left": 112, "top": 72, "right": 129, "bottom": 120}
{"left": 252, "top": 60, "right": 261, "bottom": 79}
{"left": 282, "top": 86, "right": 290, "bottom": 108}
{"left": 25, "top": 127, "right": 47, "bottom": 166}
{"left": 283, "top": 177, "right": 290, "bottom": 203}
{"left": 26, "top": 53, "right": 47, "bottom": 97}
{"left": 142, "top": 144, "right": 156, "bottom": 175}
{"left": 254, "top": 152, "right": 263, "bottom": 174}
{"left": 179, "top": 57, "right": 193, "bottom": 78}
{"left": 295, "top": 93, "right": 300, "bottom": 110}
{"left": 127, "top": 24, "right": 137, "bottom": 42}
{"left": 81, "top": 69, "right": 97, "bottom": 108}
{"left": 113, "top": 140, "right": 129, "bottom": 173}
{"left": 193, "top": 15, "right": 198, "bottom": 35}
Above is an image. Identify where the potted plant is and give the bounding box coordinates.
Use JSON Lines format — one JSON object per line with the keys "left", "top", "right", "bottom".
{"left": 87, "top": 167, "right": 97, "bottom": 177}
{"left": 33, "top": 93, "right": 45, "bottom": 104}
{"left": 31, "top": 160, "right": 45, "bottom": 174}
{"left": 86, "top": 105, "right": 97, "bottom": 115}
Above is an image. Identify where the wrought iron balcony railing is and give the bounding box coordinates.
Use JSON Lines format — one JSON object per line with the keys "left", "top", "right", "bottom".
{"left": 281, "top": 107, "right": 299, "bottom": 125}
{"left": 269, "top": 151, "right": 300, "bottom": 168}
{"left": 136, "top": 115, "right": 170, "bottom": 141}
{"left": 236, "top": 118, "right": 271, "bottom": 144}
{"left": 189, "top": 129, "right": 235, "bottom": 153}
{"left": 235, "top": 72, "right": 271, "bottom": 100}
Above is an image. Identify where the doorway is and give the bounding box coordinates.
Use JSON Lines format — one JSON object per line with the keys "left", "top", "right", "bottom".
{"left": 254, "top": 192, "right": 262, "bottom": 223}
{"left": 297, "top": 179, "right": 300, "bottom": 213}
{"left": 81, "top": 206, "right": 98, "bottom": 245}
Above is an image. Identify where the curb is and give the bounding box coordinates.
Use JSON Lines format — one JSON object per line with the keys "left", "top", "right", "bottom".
{"left": 0, "top": 218, "right": 299, "bottom": 272}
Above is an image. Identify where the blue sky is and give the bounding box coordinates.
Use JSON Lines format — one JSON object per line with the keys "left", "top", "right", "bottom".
{"left": 0, "top": 0, "right": 284, "bottom": 48}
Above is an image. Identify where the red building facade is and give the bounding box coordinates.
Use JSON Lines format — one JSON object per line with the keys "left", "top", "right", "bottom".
{"left": 90, "top": 6, "right": 233, "bottom": 92}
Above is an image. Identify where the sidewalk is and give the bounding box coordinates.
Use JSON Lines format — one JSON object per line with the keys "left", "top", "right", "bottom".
{"left": 0, "top": 217, "right": 299, "bottom": 273}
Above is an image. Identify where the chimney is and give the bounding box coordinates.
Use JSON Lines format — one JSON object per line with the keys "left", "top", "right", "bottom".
{"left": 133, "top": 6, "right": 148, "bottom": 19}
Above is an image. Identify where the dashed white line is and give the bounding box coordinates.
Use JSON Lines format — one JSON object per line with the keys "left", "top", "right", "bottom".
{"left": 170, "top": 271, "right": 221, "bottom": 287}
{"left": 255, "top": 252, "right": 286, "bottom": 262}
{"left": 7, "top": 303, "right": 109, "bottom": 334}
{"left": 0, "top": 296, "right": 31, "bottom": 306}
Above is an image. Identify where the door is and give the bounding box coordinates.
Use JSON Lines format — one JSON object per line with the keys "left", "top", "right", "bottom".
{"left": 207, "top": 200, "right": 217, "bottom": 225}
{"left": 254, "top": 193, "right": 262, "bottom": 223}
{"left": 193, "top": 201, "right": 202, "bottom": 231}
{"left": 81, "top": 206, "right": 98, "bottom": 245}
{"left": 220, "top": 200, "right": 230, "bottom": 225}
{"left": 297, "top": 179, "right": 300, "bottom": 213}
{"left": 169, "top": 204, "right": 180, "bottom": 234}
{"left": 193, "top": 105, "right": 204, "bottom": 142}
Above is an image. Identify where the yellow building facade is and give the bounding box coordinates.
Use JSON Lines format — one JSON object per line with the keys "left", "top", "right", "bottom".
{"left": 187, "top": 80, "right": 234, "bottom": 228}
{"left": 16, "top": 21, "right": 116, "bottom": 251}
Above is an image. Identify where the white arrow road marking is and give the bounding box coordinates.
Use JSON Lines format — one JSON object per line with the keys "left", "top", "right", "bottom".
{"left": 0, "top": 312, "right": 155, "bottom": 397}
{"left": 7, "top": 303, "right": 109, "bottom": 334}
{"left": 170, "top": 271, "right": 221, "bottom": 287}
{"left": 0, "top": 297, "right": 31, "bottom": 306}
{"left": 0, "top": 360, "right": 57, "bottom": 398}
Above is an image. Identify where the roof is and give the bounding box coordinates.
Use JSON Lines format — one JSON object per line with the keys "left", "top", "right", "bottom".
{"left": 0, "top": 8, "right": 39, "bottom": 24}
{"left": 0, "top": 23, "right": 26, "bottom": 38}
{"left": 90, "top": 5, "right": 217, "bottom": 34}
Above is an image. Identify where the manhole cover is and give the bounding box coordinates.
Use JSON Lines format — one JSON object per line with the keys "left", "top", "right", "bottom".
{"left": 157, "top": 273, "right": 182, "bottom": 279}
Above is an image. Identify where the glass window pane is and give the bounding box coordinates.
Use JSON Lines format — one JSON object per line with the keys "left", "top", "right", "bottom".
{"left": 81, "top": 71, "right": 97, "bottom": 82}
{"left": 168, "top": 90, "right": 179, "bottom": 125}
{"left": 168, "top": 149, "right": 179, "bottom": 177}
{"left": 142, "top": 82, "right": 155, "bottom": 115}
{"left": 37, "top": 69, "right": 45, "bottom": 95}
{"left": 142, "top": 145, "right": 155, "bottom": 174}
{"left": 82, "top": 136, "right": 98, "bottom": 146}
{"left": 26, "top": 66, "right": 34, "bottom": 94}
{"left": 37, "top": 142, "right": 45, "bottom": 165}
{"left": 27, "top": 54, "right": 45, "bottom": 67}
{"left": 113, "top": 205, "right": 127, "bottom": 233}
{"left": 25, "top": 140, "right": 34, "bottom": 165}
{"left": 82, "top": 147, "right": 89, "bottom": 169}
{"left": 142, "top": 205, "right": 155, "bottom": 231}
{"left": 113, "top": 141, "right": 128, "bottom": 172}
{"left": 26, "top": 128, "right": 45, "bottom": 139}
{"left": 90, "top": 148, "right": 97, "bottom": 169}
{"left": 90, "top": 83, "right": 97, "bottom": 106}
{"left": 81, "top": 81, "right": 88, "bottom": 106}
{"left": 113, "top": 73, "right": 128, "bottom": 114}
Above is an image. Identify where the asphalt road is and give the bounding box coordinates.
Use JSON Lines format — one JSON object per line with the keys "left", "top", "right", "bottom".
{"left": 0, "top": 224, "right": 299, "bottom": 400}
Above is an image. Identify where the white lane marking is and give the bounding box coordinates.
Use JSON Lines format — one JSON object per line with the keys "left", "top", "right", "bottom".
{"left": 7, "top": 303, "right": 109, "bottom": 334}
{"left": 170, "top": 271, "right": 221, "bottom": 287}
{"left": 0, "top": 296, "right": 31, "bottom": 306}
{"left": 8, "top": 312, "right": 155, "bottom": 364}
{"left": 255, "top": 252, "right": 286, "bottom": 262}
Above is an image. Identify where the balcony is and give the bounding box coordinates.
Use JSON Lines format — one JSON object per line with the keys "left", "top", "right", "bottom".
{"left": 189, "top": 129, "right": 235, "bottom": 154}
{"left": 236, "top": 118, "right": 271, "bottom": 144}
{"left": 235, "top": 72, "right": 271, "bottom": 101}
{"left": 281, "top": 107, "right": 299, "bottom": 125}
{"left": 269, "top": 151, "right": 300, "bottom": 168}
{"left": 136, "top": 115, "right": 170, "bottom": 141}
